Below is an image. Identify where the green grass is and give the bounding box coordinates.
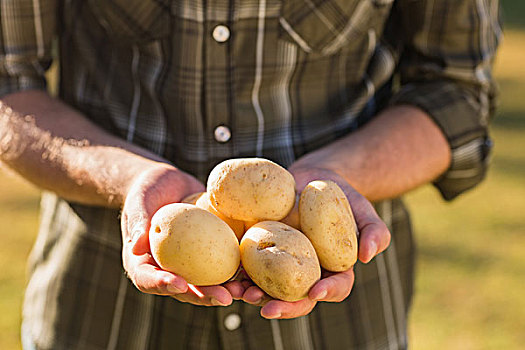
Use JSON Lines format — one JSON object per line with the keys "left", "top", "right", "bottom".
{"left": 0, "top": 168, "right": 41, "bottom": 350}
{"left": 1, "top": 21, "right": 524, "bottom": 350}
{"left": 407, "top": 30, "right": 525, "bottom": 350}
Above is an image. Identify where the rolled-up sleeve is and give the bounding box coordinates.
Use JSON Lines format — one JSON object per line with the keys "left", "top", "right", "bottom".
{"left": 0, "top": 0, "right": 57, "bottom": 97}
{"left": 388, "top": 0, "right": 501, "bottom": 200}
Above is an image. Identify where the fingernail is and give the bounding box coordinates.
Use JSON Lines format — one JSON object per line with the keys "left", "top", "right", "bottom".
{"left": 265, "top": 311, "right": 281, "bottom": 319}
{"left": 314, "top": 290, "right": 327, "bottom": 301}
{"left": 167, "top": 283, "right": 184, "bottom": 294}
{"left": 211, "top": 297, "right": 230, "bottom": 306}
{"left": 165, "top": 278, "right": 186, "bottom": 294}
{"left": 251, "top": 298, "right": 263, "bottom": 305}
{"left": 367, "top": 241, "right": 378, "bottom": 262}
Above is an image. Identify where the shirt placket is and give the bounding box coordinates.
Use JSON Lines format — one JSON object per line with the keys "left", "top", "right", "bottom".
{"left": 203, "top": 3, "right": 248, "bottom": 345}
{"left": 204, "top": 1, "right": 235, "bottom": 160}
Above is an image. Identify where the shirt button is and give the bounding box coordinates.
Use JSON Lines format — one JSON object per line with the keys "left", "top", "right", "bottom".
{"left": 213, "top": 25, "right": 230, "bottom": 43}
{"left": 224, "top": 313, "right": 241, "bottom": 331}
{"left": 214, "top": 125, "right": 231, "bottom": 143}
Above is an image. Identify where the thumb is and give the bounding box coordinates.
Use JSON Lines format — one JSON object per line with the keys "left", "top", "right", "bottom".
{"left": 131, "top": 224, "right": 151, "bottom": 255}
{"left": 121, "top": 202, "right": 151, "bottom": 256}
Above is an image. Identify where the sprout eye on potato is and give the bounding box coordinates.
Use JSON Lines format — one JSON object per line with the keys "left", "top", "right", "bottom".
{"left": 207, "top": 158, "right": 296, "bottom": 222}
{"left": 149, "top": 203, "right": 240, "bottom": 286}
{"left": 240, "top": 221, "right": 321, "bottom": 302}
{"left": 299, "top": 180, "right": 358, "bottom": 272}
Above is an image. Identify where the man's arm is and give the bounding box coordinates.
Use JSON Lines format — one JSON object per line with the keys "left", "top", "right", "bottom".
{"left": 243, "top": 0, "right": 502, "bottom": 318}
{"left": 242, "top": 106, "right": 449, "bottom": 319}
{"left": 289, "top": 105, "right": 451, "bottom": 202}
{"left": 0, "top": 90, "right": 246, "bottom": 306}
{"left": 0, "top": 0, "right": 229, "bottom": 306}
{"left": 0, "top": 90, "right": 168, "bottom": 207}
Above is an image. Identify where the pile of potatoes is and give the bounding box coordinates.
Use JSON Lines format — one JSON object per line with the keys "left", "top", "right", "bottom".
{"left": 149, "top": 158, "right": 358, "bottom": 301}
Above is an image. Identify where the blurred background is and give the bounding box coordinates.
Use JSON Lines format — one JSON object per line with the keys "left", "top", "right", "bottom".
{"left": 1, "top": 1, "right": 524, "bottom": 349}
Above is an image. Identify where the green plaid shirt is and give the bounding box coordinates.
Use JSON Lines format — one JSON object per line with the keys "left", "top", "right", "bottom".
{"left": 1, "top": 0, "right": 500, "bottom": 349}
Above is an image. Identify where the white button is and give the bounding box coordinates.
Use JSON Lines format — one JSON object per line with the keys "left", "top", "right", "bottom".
{"left": 214, "top": 125, "right": 231, "bottom": 143}
{"left": 213, "top": 25, "right": 230, "bottom": 43}
{"left": 224, "top": 313, "right": 241, "bottom": 331}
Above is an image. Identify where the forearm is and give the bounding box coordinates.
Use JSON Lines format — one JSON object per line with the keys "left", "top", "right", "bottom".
{"left": 290, "top": 105, "right": 451, "bottom": 202}
{"left": 0, "top": 90, "right": 170, "bottom": 208}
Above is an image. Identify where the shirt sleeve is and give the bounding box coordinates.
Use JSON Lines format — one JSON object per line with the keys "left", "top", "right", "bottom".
{"left": 387, "top": 0, "right": 502, "bottom": 200}
{"left": 0, "top": 0, "right": 57, "bottom": 97}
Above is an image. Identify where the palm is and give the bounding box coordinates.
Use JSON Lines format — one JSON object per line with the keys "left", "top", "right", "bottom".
{"left": 242, "top": 166, "right": 390, "bottom": 319}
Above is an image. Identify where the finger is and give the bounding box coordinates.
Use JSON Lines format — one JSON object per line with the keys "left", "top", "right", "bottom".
{"left": 131, "top": 228, "right": 151, "bottom": 255}
{"left": 224, "top": 281, "right": 245, "bottom": 300}
{"left": 242, "top": 285, "right": 269, "bottom": 306}
{"left": 120, "top": 199, "right": 151, "bottom": 255}
{"left": 122, "top": 210, "right": 152, "bottom": 256}
{"left": 308, "top": 269, "right": 355, "bottom": 302}
{"left": 122, "top": 169, "right": 194, "bottom": 256}
{"left": 357, "top": 213, "right": 390, "bottom": 263}
{"left": 260, "top": 298, "right": 317, "bottom": 319}
{"left": 130, "top": 258, "right": 188, "bottom": 295}
{"left": 240, "top": 279, "right": 255, "bottom": 289}
{"left": 187, "top": 284, "right": 205, "bottom": 298}
{"left": 173, "top": 285, "right": 233, "bottom": 306}
{"left": 349, "top": 192, "right": 391, "bottom": 263}
{"left": 198, "top": 285, "right": 233, "bottom": 306}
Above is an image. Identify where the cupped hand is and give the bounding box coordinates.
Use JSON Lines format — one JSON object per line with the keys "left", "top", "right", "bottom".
{"left": 290, "top": 166, "right": 391, "bottom": 264}
{"left": 121, "top": 163, "right": 245, "bottom": 306}
{"left": 242, "top": 166, "right": 391, "bottom": 319}
{"left": 242, "top": 268, "right": 355, "bottom": 319}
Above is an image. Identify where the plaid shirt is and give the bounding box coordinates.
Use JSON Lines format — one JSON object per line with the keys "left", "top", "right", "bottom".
{"left": 1, "top": 0, "right": 500, "bottom": 349}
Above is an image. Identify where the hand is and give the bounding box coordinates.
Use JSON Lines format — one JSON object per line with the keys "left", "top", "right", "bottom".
{"left": 242, "top": 268, "right": 355, "bottom": 319}
{"left": 121, "top": 163, "right": 245, "bottom": 306}
{"left": 290, "top": 166, "right": 391, "bottom": 263}
{"left": 242, "top": 166, "right": 391, "bottom": 319}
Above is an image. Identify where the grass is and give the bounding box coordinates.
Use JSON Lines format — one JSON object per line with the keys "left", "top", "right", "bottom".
{"left": 407, "top": 29, "right": 525, "bottom": 349}
{"left": 1, "top": 24, "right": 524, "bottom": 350}
{"left": 0, "top": 168, "right": 41, "bottom": 350}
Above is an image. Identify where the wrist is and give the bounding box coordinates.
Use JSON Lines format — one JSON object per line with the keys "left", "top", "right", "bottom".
{"left": 123, "top": 162, "right": 204, "bottom": 210}
{"left": 288, "top": 166, "right": 349, "bottom": 195}
{"left": 62, "top": 144, "right": 165, "bottom": 208}
{"left": 290, "top": 153, "right": 365, "bottom": 193}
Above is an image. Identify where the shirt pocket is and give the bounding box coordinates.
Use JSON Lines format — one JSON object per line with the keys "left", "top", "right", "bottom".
{"left": 87, "top": 0, "right": 171, "bottom": 45}
{"left": 278, "top": 0, "right": 394, "bottom": 56}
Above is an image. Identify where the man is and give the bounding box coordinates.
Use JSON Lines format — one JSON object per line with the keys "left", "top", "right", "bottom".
{"left": 0, "top": 0, "right": 500, "bottom": 349}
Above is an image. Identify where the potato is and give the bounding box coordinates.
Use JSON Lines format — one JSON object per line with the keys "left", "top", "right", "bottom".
{"left": 280, "top": 194, "right": 300, "bottom": 230}
{"left": 195, "top": 192, "right": 245, "bottom": 240}
{"left": 181, "top": 192, "right": 205, "bottom": 205}
{"left": 149, "top": 203, "right": 240, "bottom": 286}
{"left": 299, "top": 180, "right": 358, "bottom": 272}
{"left": 244, "top": 219, "right": 259, "bottom": 231}
{"left": 244, "top": 196, "right": 300, "bottom": 231}
{"left": 240, "top": 221, "right": 321, "bottom": 302}
{"left": 207, "top": 158, "right": 296, "bottom": 222}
